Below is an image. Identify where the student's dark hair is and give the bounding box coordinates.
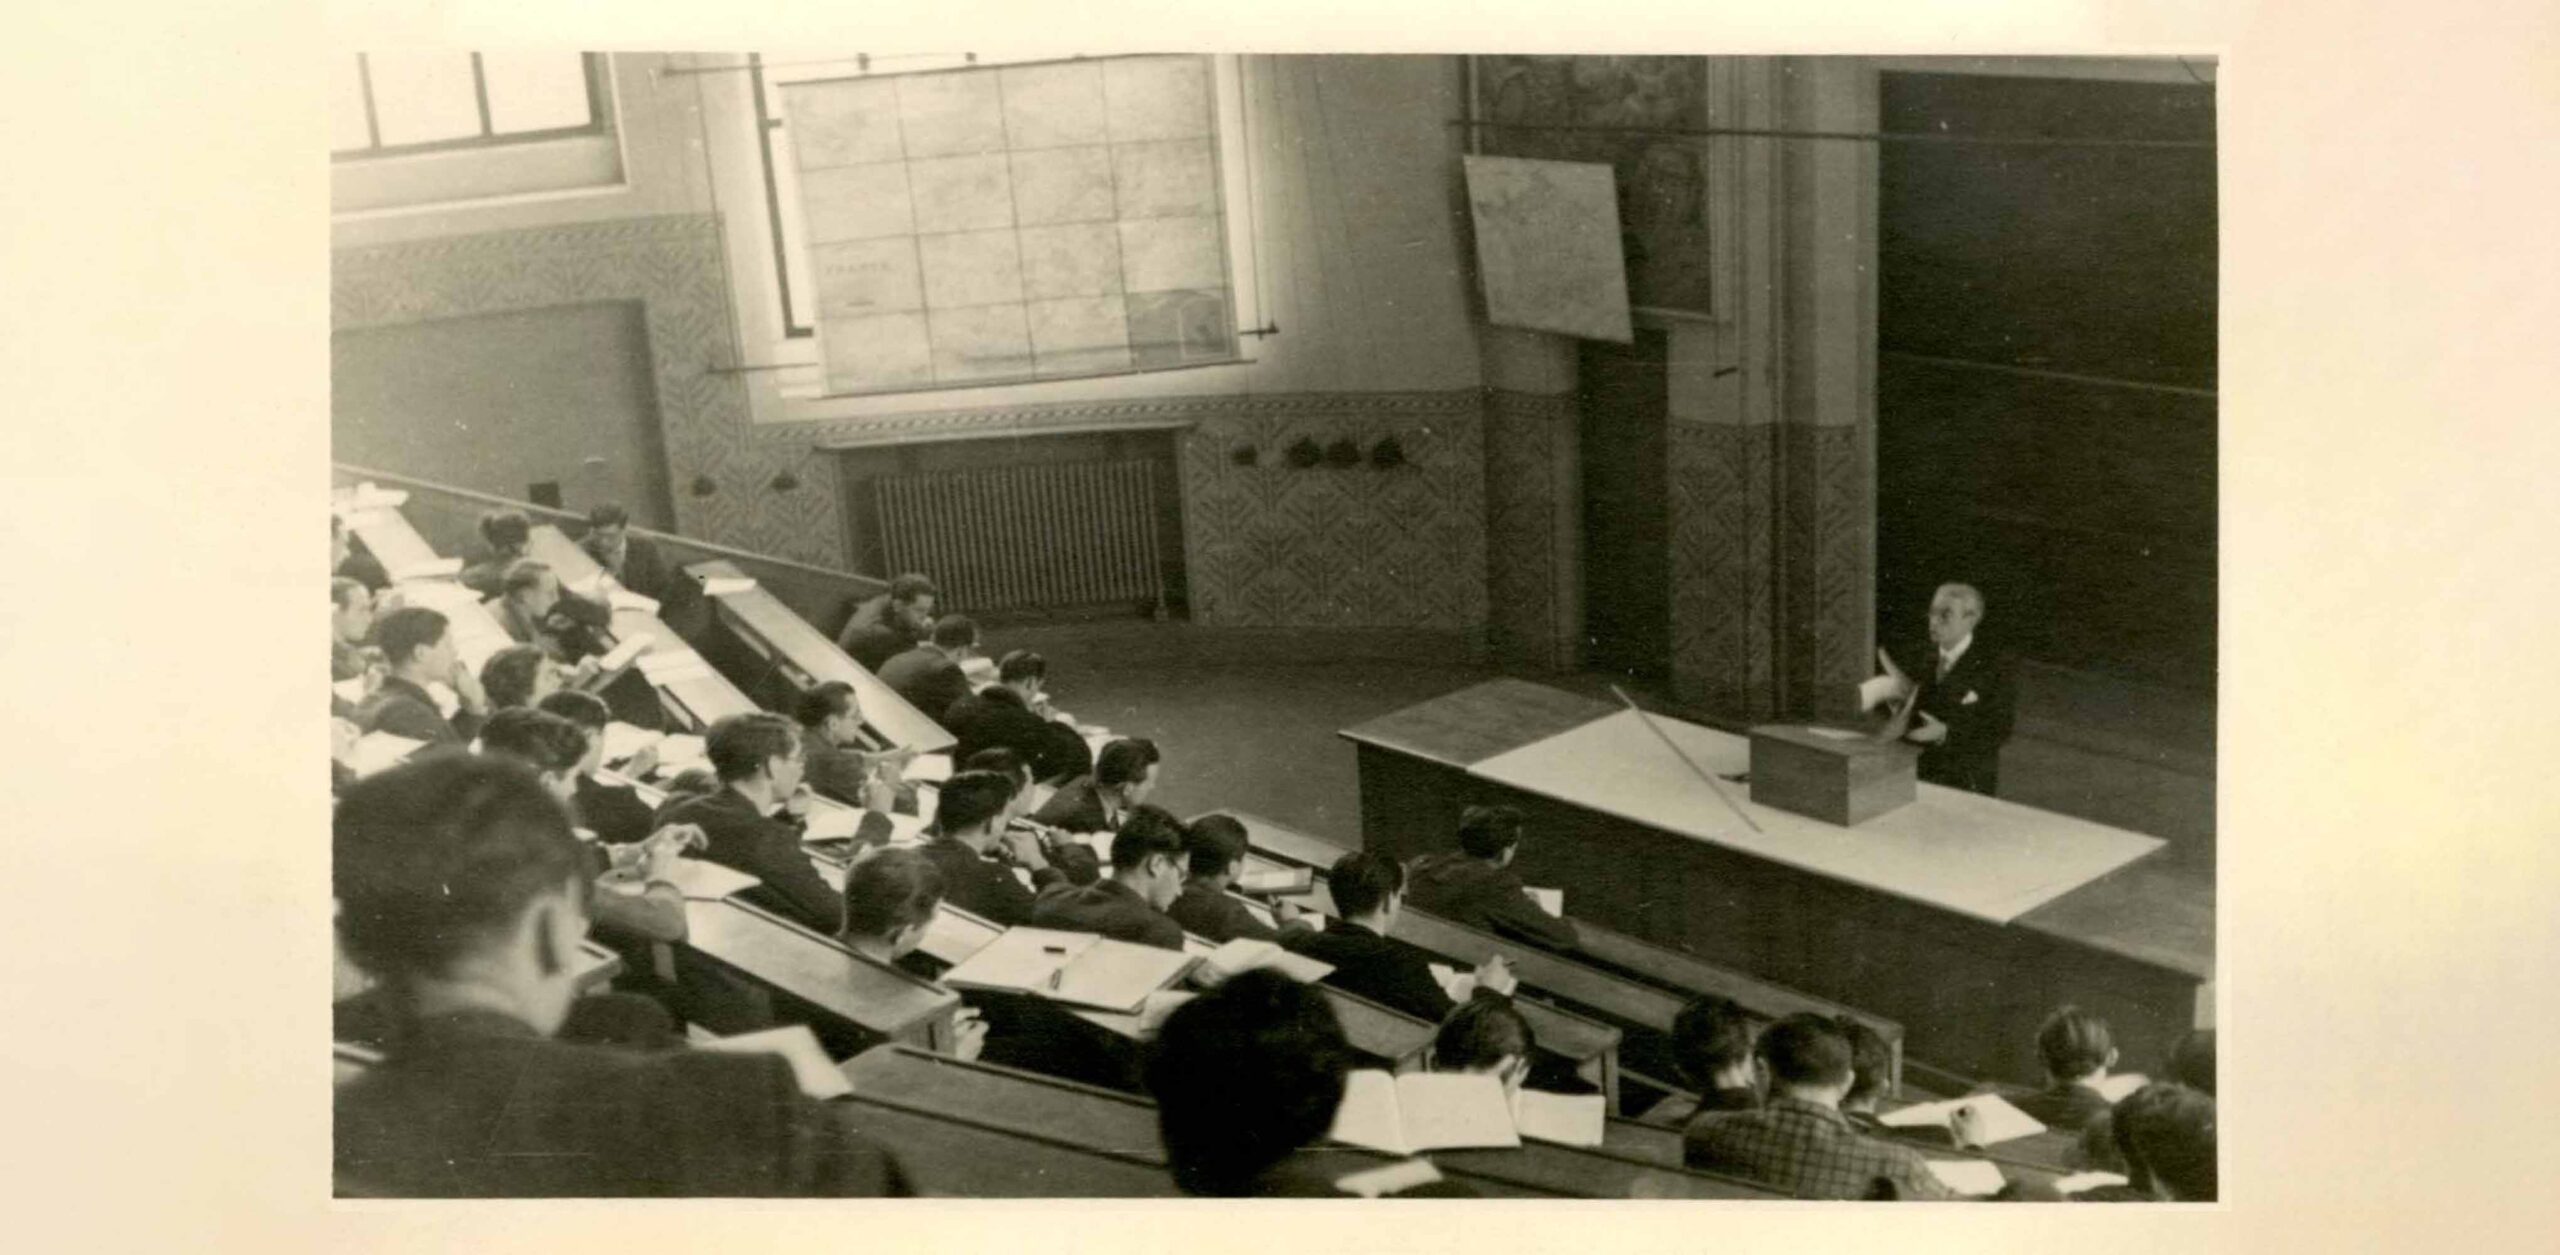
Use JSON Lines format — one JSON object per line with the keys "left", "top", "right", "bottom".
{"left": 1433, "top": 994, "right": 1534, "bottom": 1073}
{"left": 2112, "top": 1082, "right": 2216, "bottom": 1201}
{"left": 930, "top": 614, "right": 979, "bottom": 649}
{"left": 887, "top": 573, "right": 938, "bottom": 603}
{"left": 2035, "top": 1005, "right": 2115, "bottom": 1081}
{"left": 661, "top": 766, "right": 721, "bottom": 800}
{"left": 370, "top": 606, "right": 450, "bottom": 667}
{"left": 478, "top": 509, "right": 532, "bottom": 554}
{"left": 841, "top": 847, "right": 945, "bottom": 941}
{"left": 1110, "top": 805, "right": 1188, "bottom": 875}
{"left": 479, "top": 645, "right": 549, "bottom": 711}
{"left": 935, "top": 770, "right": 1014, "bottom": 835}
{"left": 1669, "top": 994, "right": 1758, "bottom": 1089}
{"left": 1834, "top": 1015, "right": 1894, "bottom": 1108}
{"left": 961, "top": 747, "right": 1030, "bottom": 789}
{"left": 1455, "top": 804, "right": 1525, "bottom": 860}
{"left": 535, "top": 689, "right": 611, "bottom": 731}
{"left": 793, "top": 679, "right": 859, "bottom": 729}
{"left": 332, "top": 576, "right": 368, "bottom": 610}
{"left": 477, "top": 707, "right": 588, "bottom": 775}
{"left": 1327, "top": 850, "right": 1405, "bottom": 919}
{"left": 499, "top": 558, "right": 553, "bottom": 597}
{"left": 2168, "top": 1028, "right": 2216, "bottom": 1096}
{"left": 1183, "top": 813, "right": 1249, "bottom": 879}
{"left": 1145, "top": 968, "right": 1353, "bottom": 1196}
{"left": 996, "top": 649, "right": 1047, "bottom": 684}
{"left": 587, "top": 503, "right": 630, "bottom": 529}
{"left": 334, "top": 752, "right": 587, "bottom": 981}
{"left": 1755, "top": 1013, "right": 1854, "bottom": 1089}
{"left": 705, "top": 712, "right": 801, "bottom": 784}
{"left": 1095, "top": 737, "right": 1160, "bottom": 789}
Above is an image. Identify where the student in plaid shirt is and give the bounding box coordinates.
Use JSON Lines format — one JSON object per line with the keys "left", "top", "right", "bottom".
{"left": 1685, "top": 1013, "right": 1958, "bottom": 1200}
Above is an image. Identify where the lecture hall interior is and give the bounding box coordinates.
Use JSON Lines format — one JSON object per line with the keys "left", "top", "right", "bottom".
{"left": 328, "top": 51, "right": 2223, "bottom": 1202}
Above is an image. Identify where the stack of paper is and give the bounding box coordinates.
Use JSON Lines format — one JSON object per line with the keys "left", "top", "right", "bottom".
{"left": 349, "top": 731, "right": 425, "bottom": 777}
{"left": 1924, "top": 1159, "right": 2007, "bottom": 1197}
{"left": 1327, "top": 1070, "right": 1521, "bottom": 1156}
{"left": 939, "top": 926, "right": 1196, "bottom": 1014}
{"left": 1878, "top": 1092, "right": 2048, "bottom": 1145}
{"left": 903, "top": 753, "right": 954, "bottom": 784}
{"left": 663, "top": 858, "right": 760, "bottom": 900}
{"left": 700, "top": 576, "right": 758, "bottom": 598}
{"left": 699, "top": 1025, "right": 850, "bottom": 1098}
{"left": 2054, "top": 1171, "right": 2132, "bottom": 1196}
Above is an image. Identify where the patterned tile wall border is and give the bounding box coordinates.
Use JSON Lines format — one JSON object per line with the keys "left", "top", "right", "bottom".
{"left": 1483, "top": 388, "right": 1575, "bottom": 668}
{"left": 1668, "top": 420, "right": 1779, "bottom": 720}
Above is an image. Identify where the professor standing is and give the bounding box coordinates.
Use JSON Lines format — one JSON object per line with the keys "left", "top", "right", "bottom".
{"left": 1876, "top": 582, "right": 2016, "bottom": 796}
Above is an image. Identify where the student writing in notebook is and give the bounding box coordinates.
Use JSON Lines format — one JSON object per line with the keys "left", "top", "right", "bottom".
{"left": 915, "top": 769, "right": 1062, "bottom": 926}
{"left": 1168, "top": 813, "right": 1312, "bottom": 943}
{"left": 1144, "top": 969, "right": 1473, "bottom": 1198}
{"left": 332, "top": 753, "right": 912, "bottom": 1197}
{"left": 536, "top": 690, "right": 657, "bottom": 847}
{"left": 836, "top": 848, "right": 987, "bottom": 1061}
{"left": 942, "top": 650, "right": 1094, "bottom": 786}
{"left": 651, "top": 713, "right": 841, "bottom": 933}
{"left": 1428, "top": 993, "right": 1534, "bottom": 1098}
{"left": 1403, "top": 804, "right": 1578, "bottom": 951}
{"left": 358, "top": 606, "right": 490, "bottom": 747}
{"left": 477, "top": 708, "right": 693, "bottom": 945}
{"left": 1282, "top": 851, "right": 1515, "bottom": 1022}
{"left": 837, "top": 572, "right": 937, "bottom": 672}
{"left": 1029, "top": 804, "right": 1189, "bottom": 951}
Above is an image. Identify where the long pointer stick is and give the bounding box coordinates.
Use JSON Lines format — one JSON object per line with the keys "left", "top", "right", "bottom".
{"left": 1610, "top": 686, "right": 1764, "bottom": 835}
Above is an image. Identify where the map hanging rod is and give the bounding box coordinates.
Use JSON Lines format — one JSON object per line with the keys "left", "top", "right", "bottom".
{"left": 1451, "top": 118, "right": 2212, "bottom": 151}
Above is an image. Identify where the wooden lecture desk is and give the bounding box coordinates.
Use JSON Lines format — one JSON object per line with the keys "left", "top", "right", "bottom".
{"left": 528, "top": 525, "right": 759, "bottom": 728}
{"left": 1343, "top": 680, "right": 2213, "bottom": 1084}
{"left": 684, "top": 557, "right": 956, "bottom": 753}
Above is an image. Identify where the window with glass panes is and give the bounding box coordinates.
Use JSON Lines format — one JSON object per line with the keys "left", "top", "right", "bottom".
{"left": 334, "top": 53, "right": 609, "bottom": 159}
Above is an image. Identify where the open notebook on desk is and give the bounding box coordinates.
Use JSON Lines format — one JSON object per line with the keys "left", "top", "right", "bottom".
{"left": 1327, "top": 1070, "right": 1520, "bottom": 1155}
{"left": 938, "top": 926, "right": 1195, "bottom": 1015}
{"left": 1879, "top": 1091, "right": 2047, "bottom": 1145}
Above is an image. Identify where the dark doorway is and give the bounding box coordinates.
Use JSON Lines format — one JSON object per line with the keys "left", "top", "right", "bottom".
{"left": 1578, "top": 328, "right": 1671, "bottom": 689}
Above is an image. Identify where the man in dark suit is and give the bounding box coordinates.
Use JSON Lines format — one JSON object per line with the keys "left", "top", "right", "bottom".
{"left": 1403, "top": 804, "right": 1578, "bottom": 951}
{"left": 538, "top": 690, "right": 657, "bottom": 846}
{"left": 943, "top": 650, "right": 1094, "bottom": 785}
{"left": 331, "top": 753, "right": 911, "bottom": 1197}
{"left": 1281, "top": 851, "right": 1515, "bottom": 1023}
{"left": 1168, "top": 814, "right": 1313, "bottom": 944}
{"left": 2000, "top": 1005, "right": 2127, "bottom": 1132}
{"left": 1028, "top": 805, "right": 1189, "bottom": 950}
{"left": 650, "top": 712, "right": 841, "bottom": 933}
{"left": 1145, "top": 969, "right": 1473, "bottom": 1198}
{"left": 1878, "top": 582, "right": 2016, "bottom": 795}
{"left": 357, "top": 606, "right": 491, "bottom": 747}
{"left": 792, "top": 680, "right": 917, "bottom": 812}
{"left": 837, "top": 573, "right": 937, "bottom": 672}
{"left": 914, "top": 769, "right": 1065, "bottom": 926}
{"left": 459, "top": 509, "right": 535, "bottom": 598}
{"left": 1640, "top": 993, "right": 1763, "bottom": 1129}
{"left": 877, "top": 615, "right": 978, "bottom": 725}
{"left": 578, "top": 503, "right": 687, "bottom": 609}
{"left": 485, "top": 558, "right": 613, "bottom": 664}
{"left": 1034, "top": 737, "right": 1160, "bottom": 835}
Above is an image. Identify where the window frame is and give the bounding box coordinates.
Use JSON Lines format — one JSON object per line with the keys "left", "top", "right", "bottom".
{"left": 334, "top": 52, "right": 613, "bottom": 163}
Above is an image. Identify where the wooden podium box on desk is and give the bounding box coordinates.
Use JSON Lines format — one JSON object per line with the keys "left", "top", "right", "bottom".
{"left": 1746, "top": 725, "right": 1919, "bottom": 826}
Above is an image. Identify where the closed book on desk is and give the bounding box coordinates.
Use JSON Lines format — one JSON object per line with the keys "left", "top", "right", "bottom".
{"left": 1746, "top": 724, "right": 1919, "bottom": 826}
{"left": 940, "top": 926, "right": 1195, "bottom": 1015}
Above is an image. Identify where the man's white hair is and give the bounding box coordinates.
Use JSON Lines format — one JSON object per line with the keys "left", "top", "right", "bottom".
{"left": 1932, "top": 583, "right": 1986, "bottom": 616}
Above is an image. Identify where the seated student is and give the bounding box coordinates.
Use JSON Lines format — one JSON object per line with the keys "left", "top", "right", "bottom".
{"left": 1403, "top": 804, "right": 1577, "bottom": 951}
{"left": 1429, "top": 992, "right": 1535, "bottom": 1098}
{"left": 968, "top": 748, "right": 1100, "bottom": 887}
{"left": 835, "top": 848, "right": 989, "bottom": 1059}
{"left": 1640, "top": 994, "right": 1762, "bottom": 1128}
{"left": 485, "top": 558, "right": 612, "bottom": 664}
{"left": 480, "top": 644, "right": 565, "bottom": 714}
{"left": 331, "top": 753, "right": 912, "bottom": 1197}
{"left": 333, "top": 513, "right": 391, "bottom": 591}
{"left": 1145, "top": 968, "right": 1472, "bottom": 1198}
{"left": 1035, "top": 737, "right": 1161, "bottom": 835}
{"left": 660, "top": 765, "right": 721, "bottom": 802}
{"left": 458, "top": 508, "right": 535, "bottom": 597}
{"left": 650, "top": 713, "right": 840, "bottom": 934}
{"left": 2080, "top": 1027, "right": 2214, "bottom": 1173}
{"left": 1282, "top": 851, "right": 1516, "bottom": 1022}
{"left": 837, "top": 573, "right": 937, "bottom": 672}
{"left": 358, "top": 606, "right": 491, "bottom": 747}
{"left": 877, "top": 614, "right": 978, "bottom": 725}
{"left": 1167, "top": 813, "right": 1313, "bottom": 944}
{"left": 537, "top": 690, "right": 657, "bottom": 846}
{"left": 1029, "top": 804, "right": 1189, "bottom": 950}
{"left": 332, "top": 577, "right": 377, "bottom": 682}
{"left": 1684, "top": 1013, "right": 1960, "bottom": 1200}
{"left": 577, "top": 503, "right": 680, "bottom": 606}
{"left": 941, "top": 650, "right": 1094, "bottom": 785}
{"left": 791, "top": 681, "right": 915, "bottom": 812}
{"left": 2107, "top": 1082, "right": 2216, "bottom": 1202}
{"left": 1835, "top": 1016, "right": 1897, "bottom": 1133}
{"left": 2002, "top": 1004, "right": 2137, "bottom": 1132}
{"left": 477, "top": 708, "right": 692, "bottom": 945}
{"left": 915, "top": 769, "right": 1063, "bottom": 926}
